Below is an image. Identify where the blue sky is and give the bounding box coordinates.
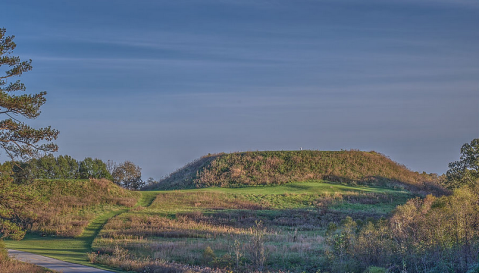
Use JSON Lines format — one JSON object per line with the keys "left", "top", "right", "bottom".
{"left": 2, "top": 0, "right": 478, "bottom": 179}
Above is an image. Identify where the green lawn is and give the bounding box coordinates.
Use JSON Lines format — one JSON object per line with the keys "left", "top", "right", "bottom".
{"left": 143, "top": 181, "right": 411, "bottom": 211}
{"left": 148, "top": 180, "right": 407, "bottom": 195}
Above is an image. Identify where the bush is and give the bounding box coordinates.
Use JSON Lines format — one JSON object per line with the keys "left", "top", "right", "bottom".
{"left": 203, "top": 246, "right": 216, "bottom": 265}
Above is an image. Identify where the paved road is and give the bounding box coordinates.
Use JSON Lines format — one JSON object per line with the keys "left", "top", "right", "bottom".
{"left": 7, "top": 249, "right": 115, "bottom": 273}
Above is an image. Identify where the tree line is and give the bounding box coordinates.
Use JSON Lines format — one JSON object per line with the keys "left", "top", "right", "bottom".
{"left": 0, "top": 155, "right": 144, "bottom": 190}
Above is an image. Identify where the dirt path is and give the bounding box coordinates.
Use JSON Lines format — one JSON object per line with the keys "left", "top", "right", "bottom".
{"left": 7, "top": 249, "right": 114, "bottom": 273}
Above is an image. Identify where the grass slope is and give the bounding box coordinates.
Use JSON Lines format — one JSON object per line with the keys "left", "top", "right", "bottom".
{"left": 147, "top": 150, "right": 442, "bottom": 194}
{"left": 22, "top": 179, "right": 140, "bottom": 237}
{"left": 5, "top": 191, "right": 154, "bottom": 272}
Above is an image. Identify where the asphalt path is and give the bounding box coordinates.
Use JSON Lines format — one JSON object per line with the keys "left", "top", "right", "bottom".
{"left": 7, "top": 249, "right": 115, "bottom": 273}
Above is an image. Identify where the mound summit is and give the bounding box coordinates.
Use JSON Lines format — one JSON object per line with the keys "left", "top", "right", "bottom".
{"left": 146, "top": 150, "right": 442, "bottom": 193}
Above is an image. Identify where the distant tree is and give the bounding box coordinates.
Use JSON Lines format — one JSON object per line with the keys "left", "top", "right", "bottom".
{"left": 79, "top": 157, "right": 95, "bottom": 178}
{"left": 3, "top": 154, "right": 81, "bottom": 182}
{"left": 56, "top": 155, "right": 79, "bottom": 179}
{"left": 145, "top": 177, "right": 157, "bottom": 187}
{"left": 79, "top": 157, "right": 112, "bottom": 180}
{"left": 35, "top": 154, "right": 59, "bottom": 179}
{"left": 112, "top": 161, "right": 143, "bottom": 190}
{"left": 0, "top": 28, "right": 59, "bottom": 161}
{"left": 106, "top": 160, "right": 117, "bottom": 175}
{"left": 446, "top": 138, "right": 479, "bottom": 189}
{"left": 55, "top": 155, "right": 70, "bottom": 179}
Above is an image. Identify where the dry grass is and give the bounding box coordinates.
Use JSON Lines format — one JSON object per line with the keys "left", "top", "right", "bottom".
{"left": 99, "top": 213, "right": 251, "bottom": 240}
{"left": 18, "top": 179, "right": 139, "bottom": 237}
{"left": 0, "top": 259, "right": 55, "bottom": 273}
{"left": 149, "top": 192, "right": 264, "bottom": 211}
{"left": 88, "top": 245, "right": 225, "bottom": 273}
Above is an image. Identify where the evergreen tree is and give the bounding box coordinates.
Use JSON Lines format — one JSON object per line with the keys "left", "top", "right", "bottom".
{"left": 0, "top": 27, "right": 58, "bottom": 240}
{"left": 0, "top": 28, "right": 59, "bottom": 161}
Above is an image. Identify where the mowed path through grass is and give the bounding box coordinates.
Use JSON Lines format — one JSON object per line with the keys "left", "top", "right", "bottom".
{"left": 5, "top": 192, "right": 156, "bottom": 272}
{"left": 139, "top": 181, "right": 413, "bottom": 215}
{"left": 147, "top": 180, "right": 408, "bottom": 195}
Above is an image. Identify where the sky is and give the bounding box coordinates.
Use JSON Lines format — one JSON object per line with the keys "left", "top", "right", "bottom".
{"left": 1, "top": 0, "right": 478, "bottom": 179}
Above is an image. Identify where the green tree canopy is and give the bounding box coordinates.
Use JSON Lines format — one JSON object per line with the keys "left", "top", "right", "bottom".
{"left": 79, "top": 157, "right": 112, "bottom": 180}
{"left": 2, "top": 155, "right": 113, "bottom": 182}
{"left": 0, "top": 28, "right": 59, "bottom": 161}
{"left": 446, "top": 138, "right": 479, "bottom": 189}
{"left": 112, "top": 161, "right": 143, "bottom": 190}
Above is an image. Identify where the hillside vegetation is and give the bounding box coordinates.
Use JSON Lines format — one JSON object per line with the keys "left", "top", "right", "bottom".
{"left": 325, "top": 180, "right": 479, "bottom": 272}
{"left": 0, "top": 177, "right": 140, "bottom": 239}
{"left": 147, "top": 150, "right": 442, "bottom": 193}
{"left": 27, "top": 179, "right": 140, "bottom": 237}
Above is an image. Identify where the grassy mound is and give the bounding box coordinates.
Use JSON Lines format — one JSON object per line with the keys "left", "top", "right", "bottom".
{"left": 147, "top": 150, "right": 442, "bottom": 193}
{"left": 144, "top": 155, "right": 217, "bottom": 191}
{"left": 3, "top": 178, "right": 140, "bottom": 238}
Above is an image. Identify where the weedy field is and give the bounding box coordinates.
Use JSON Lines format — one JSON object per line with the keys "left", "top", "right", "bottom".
{"left": 90, "top": 181, "right": 414, "bottom": 272}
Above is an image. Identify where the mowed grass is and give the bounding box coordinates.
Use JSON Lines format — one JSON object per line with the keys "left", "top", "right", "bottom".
{"left": 143, "top": 181, "right": 412, "bottom": 213}
{"left": 154, "top": 180, "right": 405, "bottom": 195}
